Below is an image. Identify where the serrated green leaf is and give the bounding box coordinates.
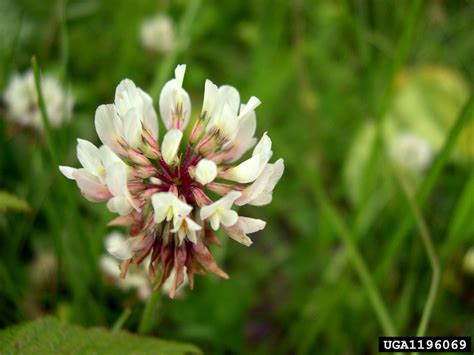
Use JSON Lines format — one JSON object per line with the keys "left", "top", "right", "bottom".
{"left": 0, "top": 191, "right": 30, "bottom": 212}
{"left": 0, "top": 317, "right": 201, "bottom": 354}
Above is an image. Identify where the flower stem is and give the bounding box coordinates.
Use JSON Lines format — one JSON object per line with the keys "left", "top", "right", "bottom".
{"left": 31, "top": 56, "right": 59, "bottom": 166}
{"left": 393, "top": 169, "right": 440, "bottom": 341}
{"left": 112, "top": 307, "right": 131, "bottom": 332}
{"left": 375, "top": 91, "right": 474, "bottom": 281}
{"left": 307, "top": 165, "right": 397, "bottom": 336}
{"left": 138, "top": 290, "right": 162, "bottom": 334}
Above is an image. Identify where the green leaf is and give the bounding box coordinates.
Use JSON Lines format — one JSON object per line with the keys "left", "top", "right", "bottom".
{"left": 0, "top": 190, "right": 30, "bottom": 212}
{"left": 0, "top": 317, "right": 201, "bottom": 354}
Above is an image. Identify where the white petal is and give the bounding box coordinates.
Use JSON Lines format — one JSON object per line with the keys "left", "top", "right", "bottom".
{"left": 201, "top": 79, "right": 218, "bottom": 117}
{"left": 99, "top": 145, "right": 124, "bottom": 170}
{"left": 219, "top": 209, "right": 238, "bottom": 227}
{"left": 185, "top": 217, "right": 202, "bottom": 232}
{"left": 249, "top": 194, "right": 273, "bottom": 206}
{"left": 223, "top": 107, "right": 257, "bottom": 163}
{"left": 151, "top": 193, "right": 172, "bottom": 223}
{"left": 237, "top": 216, "right": 266, "bottom": 233}
{"left": 159, "top": 79, "right": 176, "bottom": 130}
{"left": 266, "top": 158, "right": 284, "bottom": 192}
{"left": 235, "top": 164, "right": 274, "bottom": 206}
{"left": 252, "top": 132, "right": 272, "bottom": 158}
{"left": 199, "top": 190, "right": 241, "bottom": 220}
{"left": 107, "top": 196, "right": 133, "bottom": 216}
{"left": 138, "top": 88, "right": 158, "bottom": 139}
{"left": 162, "top": 129, "right": 182, "bottom": 165}
{"left": 76, "top": 139, "right": 102, "bottom": 177}
{"left": 195, "top": 159, "right": 217, "bottom": 185}
{"left": 218, "top": 190, "right": 242, "bottom": 209}
{"left": 151, "top": 192, "right": 192, "bottom": 224}
{"left": 209, "top": 214, "right": 220, "bottom": 231}
{"left": 100, "top": 255, "right": 121, "bottom": 277}
{"left": 105, "top": 232, "right": 132, "bottom": 260}
{"left": 95, "top": 104, "right": 124, "bottom": 154}
{"left": 249, "top": 159, "right": 284, "bottom": 206}
{"left": 237, "top": 106, "right": 257, "bottom": 141}
{"left": 105, "top": 162, "right": 127, "bottom": 197}
{"left": 216, "top": 85, "right": 240, "bottom": 114}
{"left": 238, "top": 96, "right": 261, "bottom": 119}
{"left": 114, "top": 79, "right": 142, "bottom": 118}
{"left": 59, "top": 166, "right": 77, "bottom": 179}
{"left": 220, "top": 134, "right": 272, "bottom": 183}
{"left": 122, "top": 108, "right": 143, "bottom": 148}
{"left": 175, "top": 64, "right": 186, "bottom": 92}
{"left": 159, "top": 67, "right": 191, "bottom": 130}
{"left": 219, "top": 103, "right": 239, "bottom": 138}
{"left": 220, "top": 155, "right": 263, "bottom": 183}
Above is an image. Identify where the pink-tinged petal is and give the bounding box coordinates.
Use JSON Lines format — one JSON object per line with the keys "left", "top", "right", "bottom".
{"left": 59, "top": 165, "right": 77, "bottom": 179}
{"left": 108, "top": 214, "right": 135, "bottom": 226}
{"left": 222, "top": 216, "right": 265, "bottom": 246}
{"left": 73, "top": 169, "right": 112, "bottom": 202}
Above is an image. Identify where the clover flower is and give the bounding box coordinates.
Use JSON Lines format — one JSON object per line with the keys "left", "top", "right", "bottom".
{"left": 389, "top": 132, "right": 433, "bottom": 173}
{"left": 60, "top": 64, "right": 284, "bottom": 298}
{"left": 139, "top": 14, "right": 175, "bottom": 54}
{"left": 3, "top": 70, "right": 74, "bottom": 130}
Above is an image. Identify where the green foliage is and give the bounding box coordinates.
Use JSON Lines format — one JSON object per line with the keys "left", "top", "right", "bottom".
{"left": 0, "top": 191, "right": 30, "bottom": 212}
{"left": 0, "top": 317, "right": 200, "bottom": 354}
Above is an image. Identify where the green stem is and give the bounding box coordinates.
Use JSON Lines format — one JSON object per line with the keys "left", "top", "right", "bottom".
{"left": 393, "top": 170, "right": 440, "bottom": 355}
{"left": 441, "top": 171, "right": 474, "bottom": 260}
{"left": 138, "top": 291, "right": 161, "bottom": 334}
{"left": 31, "top": 56, "right": 59, "bottom": 165}
{"left": 148, "top": 0, "right": 202, "bottom": 99}
{"left": 309, "top": 167, "right": 397, "bottom": 336}
{"left": 375, "top": 91, "right": 474, "bottom": 281}
{"left": 112, "top": 307, "right": 132, "bottom": 332}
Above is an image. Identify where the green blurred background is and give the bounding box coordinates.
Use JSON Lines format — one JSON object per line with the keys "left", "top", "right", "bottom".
{"left": 1, "top": 0, "right": 473, "bottom": 353}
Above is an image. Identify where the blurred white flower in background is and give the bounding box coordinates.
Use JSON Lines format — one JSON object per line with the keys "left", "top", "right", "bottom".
{"left": 389, "top": 132, "right": 434, "bottom": 173}
{"left": 139, "top": 14, "right": 175, "bottom": 54}
{"left": 463, "top": 247, "right": 474, "bottom": 276}
{"left": 3, "top": 70, "right": 74, "bottom": 130}
{"left": 100, "top": 231, "right": 188, "bottom": 300}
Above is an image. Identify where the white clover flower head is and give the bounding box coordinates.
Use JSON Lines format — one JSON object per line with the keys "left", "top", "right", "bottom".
{"left": 390, "top": 132, "right": 433, "bottom": 173}
{"left": 139, "top": 14, "right": 175, "bottom": 54}
{"left": 3, "top": 70, "right": 74, "bottom": 131}
{"left": 60, "top": 65, "right": 284, "bottom": 298}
